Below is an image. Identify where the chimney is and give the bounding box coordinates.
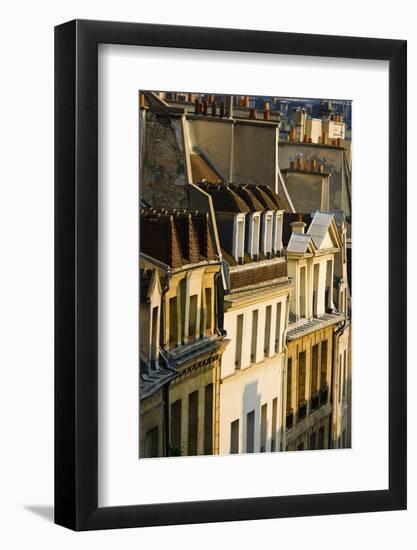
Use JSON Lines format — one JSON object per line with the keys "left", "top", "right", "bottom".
{"left": 249, "top": 108, "right": 257, "bottom": 120}
{"left": 243, "top": 96, "right": 250, "bottom": 108}
{"left": 211, "top": 102, "right": 217, "bottom": 116}
{"left": 289, "top": 127, "right": 296, "bottom": 141}
{"left": 139, "top": 93, "right": 145, "bottom": 108}
{"left": 202, "top": 100, "right": 208, "bottom": 115}
{"left": 263, "top": 101, "right": 270, "bottom": 120}
{"left": 303, "top": 134, "right": 308, "bottom": 143}
{"left": 219, "top": 102, "right": 225, "bottom": 117}
{"left": 209, "top": 94, "right": 215, "bottom": 104}
{"left": 291, "top": 215, "right": 307, "bottom": 234}
{"left": 188, "top": 93, "right": 194, "bottom": 102}
{"left": 318, "top": 163, "right": 324, "bottom": 173}
{"left": 310, "top": 159, "right": 317, "bottom": 171}
{"left": 296, "top": 156, "right": 303, "bottom": 170}
{"left": 238, "top": 96, "right": 244, "bottom": 108}
{"left": 194, "top": 99, "right": 200, "bottom": 115}
{"left": 322, "top": 132, "right": 328, "bottom": 145}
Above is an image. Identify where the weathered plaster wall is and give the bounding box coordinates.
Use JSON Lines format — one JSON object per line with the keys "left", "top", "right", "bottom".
{"left": 140, "top": 111, "right": 189, "bottom": 209}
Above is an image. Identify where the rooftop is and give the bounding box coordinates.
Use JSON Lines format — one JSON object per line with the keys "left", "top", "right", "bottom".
{"left": 140, "top": 207, "right": 217, "bottom": 268}
{"left": 287, "top": 311, "right": 346, "bottom": 340}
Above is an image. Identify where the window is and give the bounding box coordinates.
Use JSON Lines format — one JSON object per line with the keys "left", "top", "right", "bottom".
{"left": 236, "top": 218, "right": 245, "bottom": 264}
{"left": 188, "top": 391, "right": 199, "bottom": 456}
{"left": 274, "top": 214, "right": 283, "bottom": 254}
{"left": 311, "top": 344, "right": 319, "bottom": 395}
{"left": 230, "top": 419, "right": 239, "bottom": 454}
{"left": 271, "top": 398, "right": 278, "bottom": 451}
{"left": 144, "top": 427, "right": 159, "bottom": 458}
{"left": 339, "top": 289, "right": 344, "bottom": 313}
{"left": 260, "top": 404, "right": 267, "bottom": 452}
{"left": 168, "top": 297, "right": 178, "bottom": 348}
{"left": 298, "top": 351, "right": 306, "bottom": 404}
{"left": 286, "top": 358, "right": 292, "bottom": 412}
{"left": 188, "top": 294, "right": 198, "bottom": 343}
{"left": 204, "top": 384, "right": 213, "bottom": 455}
{"left": 321, "top": 340, "right": 328, "bottom": 388}
{"left": 264, "top": 214, "right": 273, "bottom": 257}
{"left": 343, "top": 349, "right": 347, "bottom": 398}
{"left": 264, "top": 305, "right": 272, "bottom": 356}
{"left": 251, "top": 310, "right": 258, "bottom": 363}
{"left": 325, "top": 260, "right": 333, "bottom": 310}
{"left": 299, "top": 266, "right": 306, "bottom": 318}
{"left": 252, "top": 215, "right": 260, "bottom": 259}
{"left": 246, "top": 411, "right": 255, "bottom": 453}
{"left": 275, "top": 302, "right": 282, "bottom": 353}
{"left": 205, "top": 288, "right": 212, "bottom": 336}
{"left": 235, "top": 314, "right": 244, "bottom": 368}
{"left": 313, "top": 263, "right": 320, "bottom": 317}
{"left": 151, "top": 306, "right": 159, "bottom": 360}
{"left": 339, "top": 353, "right": 343, "bottom": 403}
{"left": 170, "top": 400, "right": 182, "bottom": 456}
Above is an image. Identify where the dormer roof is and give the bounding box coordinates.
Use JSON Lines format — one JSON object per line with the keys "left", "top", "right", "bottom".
{"left": 140, "top": 207, "right": 217, "bottom": 268}
{"left": 196, "top": 182, "right": 251, "bottom": 213}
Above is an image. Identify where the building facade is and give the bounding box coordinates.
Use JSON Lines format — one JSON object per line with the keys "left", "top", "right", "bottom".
{"left": 139, "top": 207, "right": 228, "bottom": 457}
{"left": 282, "top": 211, "right": 347, "bottom": 451}
{"left": 198, "top": 182, "right": 292, "bottom": 454}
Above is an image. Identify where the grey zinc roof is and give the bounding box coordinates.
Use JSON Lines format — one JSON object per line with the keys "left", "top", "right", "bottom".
{"left": 287, "top": 233, "right": 313, "bottom": 254}
{"left": 308, "top": 211, "right": 335, "bottom": 249}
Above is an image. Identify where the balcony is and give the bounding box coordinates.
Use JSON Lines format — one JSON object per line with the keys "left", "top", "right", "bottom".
{"left": 311, "top": 391, "right": 320, "bottom": 411}
{"left": 298, "top": 400, "right": 307, "bottom": 421}
{"left": 286, "top": 409, "right": 294, "bottom": 430}
{"left": 320, "top": 386, "right": 329, "bottom": 406}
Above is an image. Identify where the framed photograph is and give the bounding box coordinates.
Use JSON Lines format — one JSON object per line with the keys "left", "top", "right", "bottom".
{"left": 55, "top": 19, "right": 407, "bottom": 530}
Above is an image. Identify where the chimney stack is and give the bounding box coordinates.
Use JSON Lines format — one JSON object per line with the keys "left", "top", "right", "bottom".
{"left": 194, "top": 99, "right": 200, "bottom": 115}
{"left": 291, "top": 217, "right": 307, "bottom": 234}
{"left": 249, "top": 108, "right": 257, "bottom": 120}
{"left": 310, "top": 159, "right": 317, "bottom": 171}
{"left": 318, "top": 163, "right": 324, "bottom": 173}
{"left": 202, "top": 100, "right": 208, "bottom": 115}
{"left": 289, "top": 127, "right": 296, "bottom": 142}
{"left": 211, "top": 102, "right": 217, "bottom": 116}
{"left": 243, "top": 96, "right": 250, "bottom": 108}
{"left": 263, "top": 101, "right": 270, "bottom": 120}
{"left": 322, "top": 131, "right": 328, "bottom": 145}
{"left": 296, "top": 156, "right": 303, "bottom": 170}
{"left": 219, "top": 102, "right": 225, "bottom": 117}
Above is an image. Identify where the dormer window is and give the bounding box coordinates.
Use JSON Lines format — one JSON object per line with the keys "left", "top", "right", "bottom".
{"left": 263, "top": 213, "right": 274, "bottom": 258}
{"left": 234, "top": 215, "right": 245, "bottom": 264}
{"left": 250, "top": 214, "right": 260, "bottom": 260}
{"left": 274, "top": 213, "right": 283, "bottom": 255}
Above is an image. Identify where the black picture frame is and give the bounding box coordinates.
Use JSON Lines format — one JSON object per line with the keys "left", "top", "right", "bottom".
{"left": 55, "top": 19, "right": 407, "bottom": 531}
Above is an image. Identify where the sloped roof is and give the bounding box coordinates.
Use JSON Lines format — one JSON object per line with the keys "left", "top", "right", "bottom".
{"left": 140, "top": 207, "right": 217, "bottom": 268}
{"left": 197, "top": 182, "right": 251, "bottom": 213}
{"left": 286, "top": 233, "right": 315, "bottom": 254}
{"left": 308, "top": 211, "right": 338, "bottom": 249}
{"left": 228, "top": 184, "right": 265, "bottom": 212}
{"left": 190, "top": 154, "right": 222, "bottom": 183}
